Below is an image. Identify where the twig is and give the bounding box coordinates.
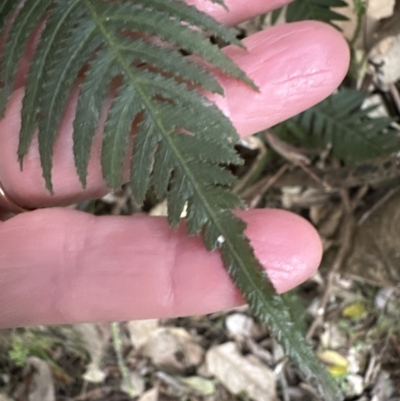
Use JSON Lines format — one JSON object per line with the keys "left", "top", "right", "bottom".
{"left": 233, "top": 137, "right": 269, "bottom": 194}
{"left": 265, "top": 131, "right": 331, "bottom": 190}
{"left": 351, "top": 185, "right": 369, "bottom": 211}
{"left": 111, "top": 322, "right": 137, "bottom": 397}
{"left": 77, "top": 380, "right": 88, "bottom": 401}
{"left": 307, "top": 190, "right": 355, "bottom": 340}
{"left": 278, "top": 371, "right": 291, "bottom": 401}
{"left": 349, "top": 0, "right": 366, "bottom": 48}
{"left": 298, "top": 163, "right": 332, "bottom": 190}
{"left": 389, "top": 83, "right": 400, "bottom": 115}
{"left": 74, "top": 386, "right": 112, "bottom": 401}
{"left": 155, "top": 371, "right": 189, "bottom": 395}
{"left": 243, "top": 164, "right": 289, "bottom": 208}
{"left": 357, "top": 187, "right": 399, "bottom": 226}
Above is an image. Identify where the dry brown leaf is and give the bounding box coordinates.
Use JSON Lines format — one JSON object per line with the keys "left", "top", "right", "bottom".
{"left": 75, "top": 324, "right": 109, "bottom": 383}
{"left": 206, "top": 342, "right": 276, "bottom": 401}
{"left": 141, "top": 328, "right": 204, "bottom": 373}
{"left": 225, "top": 313, "right": 258, "bottom": 339}
{"left": 346, "top": 375, "right": 364, "bottom": 398}
{"left": 282, "top": 187, "right": 330, "bottom": 209}
{"left": 368, "top": 0, "right": 395, "bottom": 20}
{"left": 372, "top": 372, "right": 396, "bottom": 400}
{"left": 121, "top": 372, "right": 145, "bottom": 397}
{"left": 20, "top": 357, "right": 55, "bottom": 401}
{"left": 369, "top": 33, "right": 400, "bottom": 87}
{"left": 320, "top": 323, "right": 348, "bottom": 350}
{"left": 310, "top": 201, "right": 344, "bottom": 239}
{"left": 150, "top": 201, "right": 187, "bottom": 217}
{"left": 180, "top": 376, "right": 216, "bottom": 396}
{"left": 332, "top": 3, "right": 359, "bottom": 43}
{"left": 138, "top": 388, "right": 158, "bottom": 401}
{"left": 265, "top": 131, "right": 311, "bottom": 165}
{"left": 127, "top": 319, "right": 159, "bottom": 350}
{"left": 368, "top": 1, "right": 400, "bottom": 88}
{"left": 343, "top": 190, "right": 400, "bottom": 286}
{"left": 335, "top": 0, "right": 395, "bottom": 47}
{"left": 149, "top": 200, "right": 168, "bottom": 217}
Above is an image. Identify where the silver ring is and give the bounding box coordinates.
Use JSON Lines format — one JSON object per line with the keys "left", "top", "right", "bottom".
{"left": 0, "top": 180, "right": 30, "bottom": 214}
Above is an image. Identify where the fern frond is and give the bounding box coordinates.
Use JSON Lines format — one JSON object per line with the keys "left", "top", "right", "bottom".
{"left": 286, "top": 0, "right": 348, "bottom": 28}
{"left": 0, "top": 1, "right": 342, "bottom": 399}
{"left": 274, "top": 89, "right": 399, "bottom": 164}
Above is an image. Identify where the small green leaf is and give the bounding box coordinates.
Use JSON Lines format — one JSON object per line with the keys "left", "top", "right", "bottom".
{"left": 342, "top": 301, "right": 366, "bottom": 319}
{"left": 274, "top": 88, "right": 399, "bottom": 164}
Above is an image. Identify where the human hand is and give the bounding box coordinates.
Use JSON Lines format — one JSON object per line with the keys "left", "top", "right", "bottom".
{"left": 0, "top": 0, "right": 349, "bottom": 328}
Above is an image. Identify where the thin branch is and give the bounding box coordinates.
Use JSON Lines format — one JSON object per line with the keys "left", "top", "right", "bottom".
{"left": 307, "top": 190, "right": 355, "bottom": 340}
{"left": 111, "top": 322, "right": 137, "bottom": 397}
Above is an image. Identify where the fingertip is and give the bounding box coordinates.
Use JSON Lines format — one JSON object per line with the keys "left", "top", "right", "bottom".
{"left": 210, "top": 21, "right": 350, "bottom": 136}
{"left": 239, "top": 209, "right": 323, "bottom": 293}
{"left": 301, "top": 20, "right": 351, "bottom": 86}
{"left": 186, "top": 0, "right": 295, "bottom": 25}
{"left": 0, "top": 207, "right": 322, "bottom": 327}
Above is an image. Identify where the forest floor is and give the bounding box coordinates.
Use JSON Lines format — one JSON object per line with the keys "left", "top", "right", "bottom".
{"left": 2, "top": 1, "right": 400, "bottom": 400}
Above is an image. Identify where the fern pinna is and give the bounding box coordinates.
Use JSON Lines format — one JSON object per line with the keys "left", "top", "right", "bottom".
{"left": 0, "top": 1, "right": 342, "bottom": 399}
{"left": 274, "top": 88, "right": 399, "bottom": 165}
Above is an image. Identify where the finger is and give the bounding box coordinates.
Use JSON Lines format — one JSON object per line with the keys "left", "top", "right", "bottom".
{"left": 209, "top": 21, "right": 350, "bottom": 136}
{"left": 11, "top": 0, "right": 294, "bottom": 91}
{"left": 0, "top": 208, "right": 322, "bottom": 328}
{"left": 186, "top": 0, "right": 294, "bottom": 25}
{"left": 0, "top": 21, "right": 349, "bottom": 208}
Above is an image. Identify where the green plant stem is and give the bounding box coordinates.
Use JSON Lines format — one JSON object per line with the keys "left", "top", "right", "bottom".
{"left": 349, "top": 0, "right": 366, "bottom": 48}
{"left": 221, "top": 225, "right": 343, "bottom": 401}
{"left": 111, "top": 322, "right": 137, "bottom": 397}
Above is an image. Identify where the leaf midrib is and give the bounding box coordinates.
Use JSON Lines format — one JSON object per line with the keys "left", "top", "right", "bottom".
{"left": 84, "top": 0, "right": 277, "bottom": 308}
{"left": 83, "top": 4, "right": 340, "bottom": 396}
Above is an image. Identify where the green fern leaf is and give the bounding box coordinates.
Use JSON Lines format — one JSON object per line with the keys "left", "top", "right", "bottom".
{"left": 1, "top": 1, "right": 343, "bottom": 399}
{"left": 274, "top": 88, "right": 399, "bottom": 164}
{"left": 286, "top": 0, "right": 348, "bottom": 28}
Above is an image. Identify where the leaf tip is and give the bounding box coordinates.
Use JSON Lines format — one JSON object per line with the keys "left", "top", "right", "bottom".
{"left": 18, "top": 157, "right": 24, "bottom": 172}
{"left": 43, "top": 174, "right": 54, "bottom": 195}
{"left": 79, "top": 175, "right": 88, "bottom": 190}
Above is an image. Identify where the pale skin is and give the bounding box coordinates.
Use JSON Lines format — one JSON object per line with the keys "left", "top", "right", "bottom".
{"left": 0, "top": 0, "right": 350, "bottom": 328}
